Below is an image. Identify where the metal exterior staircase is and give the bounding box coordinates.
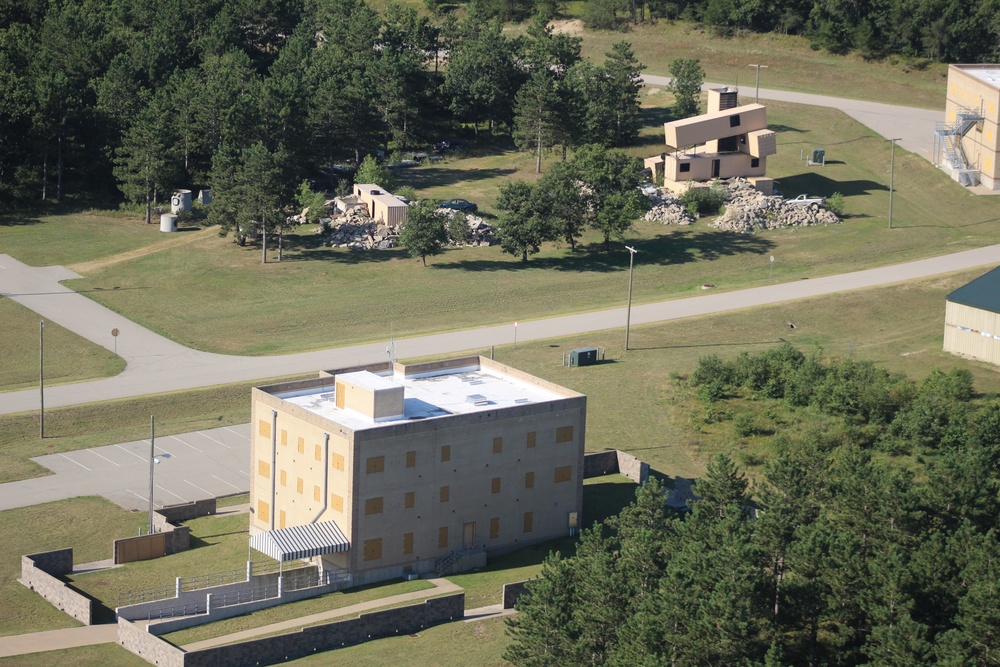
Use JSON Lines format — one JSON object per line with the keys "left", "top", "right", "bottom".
{"left": 934, "top": 107, "right": 985, "bottom": 187}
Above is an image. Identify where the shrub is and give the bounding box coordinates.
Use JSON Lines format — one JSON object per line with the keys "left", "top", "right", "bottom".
{"left": 826, "top": 192, "right": 845, "bottom": 216}
{"left": 679, "top": 183, "right": 728, "bottom": 215}
{"left": 732, "top": 413, "right": 758, "bottom": 438}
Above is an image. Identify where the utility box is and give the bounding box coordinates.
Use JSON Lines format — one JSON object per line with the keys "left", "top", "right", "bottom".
{"left": 569, "top": 348, "right": 599, "bottom": 367}
{"left": 808, "top": 147, "right": 826, "bottom": 166}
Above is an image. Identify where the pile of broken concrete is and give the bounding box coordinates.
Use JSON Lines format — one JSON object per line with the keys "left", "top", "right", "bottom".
{"left": 320, "top": 208, "right": 398, "bottom": 250}
{"left": 644, "top": 191, "right": 695, "bottom": 225}
{"left": 712, "top": 178, "right": 840, "bottom": 233}
{"left": 436, "top": 208, "right": 496, "bottom": 247}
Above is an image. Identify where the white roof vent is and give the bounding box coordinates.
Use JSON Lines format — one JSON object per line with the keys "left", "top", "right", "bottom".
{"left": 466, "top": 394, "right": 489, "bottom": 406}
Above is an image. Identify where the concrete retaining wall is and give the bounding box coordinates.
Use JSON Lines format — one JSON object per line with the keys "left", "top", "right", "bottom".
{"left": 155, "top": 499, "right": 216, "bottom": 524}
{"left": 182, "top": 593, "right": 464, "bottom": 667}
{"left": 118, "top": 618, "right": 184, "bottom": 667}
{"left": 19, "top": 549, "right": 92, "bottom": 625}
{"left": 114, "top": 500, "right": 216, "bottom": 565}
{"left": 615, "top": 450, "right": 649, "bottom": 485}
{"left": 502, "top": 580, "right": 530, "bottom": 609}
{"left": 582, "top": 450, "right": 648, "bottom": 485}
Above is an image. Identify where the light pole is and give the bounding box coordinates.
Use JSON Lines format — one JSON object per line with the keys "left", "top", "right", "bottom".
{"left": 625, "top": 246, "right": 638, "bottom": 351}
{"left": 148, "top": 415, "right": 156, "bottom": 535}
{"left": 885, "top": 138, "right": 901, "bottom": 230}
{"left": 748, "top": 64, "right": 768, "bottom": 103}
{"left": 39, "top": 321, "right": 44, "bottom": 439}
{"left": 769, "top": 255, "right": 774, "bottom": 283}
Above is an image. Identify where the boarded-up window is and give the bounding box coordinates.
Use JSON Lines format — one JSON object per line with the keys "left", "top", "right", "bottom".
{"left": 403, "top": 532, "right": 414, "bottom": 555}
{"left": 280, "top": 470, "right": 287, "bottom": 487}
{"left": 554, "top": 466, "right": 573, "bottom": 483}
{"left": 441, "top": 445, "right": 451, "bottom": 462}
{"left": 257, "top": 499, "right": 269, "bottom": 520}
{"left": 258, "top": 460, "right": 270, "bottom": 478}
{"left": 440, "top": 486, "right": 450, "bottom": 502}
{"left": 405, "top": 491, "right": 415, "bottom": 509}
{"left": 330, "top": 493, "right": 344, "bottom": 512}
{"left": 314, "top": 485, "right": 321, "bottom": 502}
{"left": 493, "top": 437, "right": 503, "bottom": 454}
{"left": 331, "top": 453, "right": 345, "bottom": 471}
{"left": 491, "top": 477, "right": 501, "bottom": 494}
{"left": 258, "top": 420, "right": 270, "bottom": 437}
{"left": 556, "top": 426, "right": 574, "bottom": 443}
{"left": 366, "top": 455, "right": 385, "bottom": 474}
{"left": 527, "top": 432, "right": 536, "bottom": 448}
{"left": 363, "top": 538, "right": 382, "bottom": 561}
{"left": 296, "top": 478, "right": 304, "bottom": 494}
{"left": 365, "top": 497, "right": 384, "bottom": 515}
{"left": 279, "top": 510, "right": 286, "bottom": 529}
{"left": 297, "top": 436, "right": 304, "bottom": 451}
{"left": 438, "top": 526, "right": 449, "bottom": 548}
{"left": 490, "top": 517, "right": 500, "bottom": 539}
{"left": 523, "top": 512, "right": 534, "bottom": 533}
{"left": 314, "top": 444, "right": 322, "bottom": 461}
{"left": 525, "top": 471, "right": 535, "bottom": 489}
{"left": 281, "top": 430, "right": 288, "bottom": 446}
{"left": 406, "top": 450, "right": 416, "bottom": 468}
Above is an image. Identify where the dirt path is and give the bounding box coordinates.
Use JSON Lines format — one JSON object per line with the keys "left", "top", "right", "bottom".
{"left": 69, "top": 226, "right": 217, "bottom": 274}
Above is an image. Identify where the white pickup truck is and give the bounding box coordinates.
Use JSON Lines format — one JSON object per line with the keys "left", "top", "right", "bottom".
{"left": 786, "top": 194, "right": 826, "bottom": 206}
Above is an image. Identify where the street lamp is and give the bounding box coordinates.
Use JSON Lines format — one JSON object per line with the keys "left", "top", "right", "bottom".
{"left": 625, "top": 246, "right": 638, "bottom": 351}
{"left": 748, "top": 64, "right": 768, "bottom": 103}
{"left": 885, "top": 138, "right": 902, "bottom": 230}
{"left": 148, "top": 415, "right": 157, "bottom": 535}
{"left": 39, "top": 321, "right": 44, "bottom": 439}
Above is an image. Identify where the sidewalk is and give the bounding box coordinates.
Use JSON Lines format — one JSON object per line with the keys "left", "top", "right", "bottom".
{"left": 0, "top": 624, "right": 119, "bottom": 658}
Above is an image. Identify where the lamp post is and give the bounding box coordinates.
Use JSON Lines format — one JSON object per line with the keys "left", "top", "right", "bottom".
{"left": 885, "top": 138, "right": 902, "bottom": 230}
{"left": 39, "top": 321, "right": 44, "bottom": 439}
{"left": 748, "top": 64, "right": 768, "bottom": 103}
{"left": 148, "top": 415, "right": 156, "bottom": 535}
{"left": 625, "top": 245, "right": 638, "bottom": 351}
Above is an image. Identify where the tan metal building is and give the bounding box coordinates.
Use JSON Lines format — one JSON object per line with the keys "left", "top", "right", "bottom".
{"left": 943, "top": 266, "right": 1000, "bottom": 365}
{"left": 933, "top": 64, "right": 1000, "bottom": 190}
{"left": 353, "top": 183, "right": 409, "bottom": 226}
{"left": 646, "top": 87, "right": 776, "bottom": 194}
{"left": 248, "top": 356, "right": 586, "bottom": 586}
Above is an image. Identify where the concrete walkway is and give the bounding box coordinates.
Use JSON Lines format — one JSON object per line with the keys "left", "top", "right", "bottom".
{"left": 641, "top": 76, "right": 944, "bottom": 160}
{"left": 4, "top": 243, "right": 1000, "bottom": 417}
{"left": 0, "top": 624, "right": 119, "bottom": 658}
{"left": 179, "top": 577, "right": 463, "bottom": 651}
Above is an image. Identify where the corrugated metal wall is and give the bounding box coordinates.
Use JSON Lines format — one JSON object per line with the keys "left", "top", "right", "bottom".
{"left": 943, "top": 301, "right": 1000, "bottom": 365}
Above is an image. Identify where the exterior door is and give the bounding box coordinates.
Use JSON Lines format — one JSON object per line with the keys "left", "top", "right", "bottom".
{"left": 463, "top": 522, "right": 476, "bottom": 549}
{"left": 712, "top": 159, "right": 721, "bottom": 178}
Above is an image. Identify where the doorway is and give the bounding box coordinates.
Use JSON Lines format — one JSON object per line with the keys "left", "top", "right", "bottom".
{"left": 463, "top": 522, "right": 477, "bottom": 549}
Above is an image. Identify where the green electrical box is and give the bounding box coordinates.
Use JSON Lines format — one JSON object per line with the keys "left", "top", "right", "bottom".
{"left": 569, "top": 348, "right": 599, "bottom": 367}
{"left": 809, "top": 147, "right": 825, "bottom": 165}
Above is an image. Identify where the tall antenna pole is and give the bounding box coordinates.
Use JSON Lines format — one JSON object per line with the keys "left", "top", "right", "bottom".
{"left": 625, "top": 246, "right": 638, "bottom": 351}
{"left": 148, "top": 416, "right": 155, "bottom": 535}
{"left": 39, "top": 321, "right": 44, "bottom": 439}
{"left": 885, "top": 138, "right": 902, "bottom": 230}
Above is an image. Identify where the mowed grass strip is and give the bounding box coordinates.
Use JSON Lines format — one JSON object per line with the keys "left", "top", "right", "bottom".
{"left": 0, "top": 374, "right": 310, "bottom": 484}
{"left": 0, "top": 298, "right": 124, "bottom": 392}
{"left": 65, "top": 104, "right": 1000, "bottom": 358}
{"left": 0, "top": 644, "right": 149, "bottom": 667}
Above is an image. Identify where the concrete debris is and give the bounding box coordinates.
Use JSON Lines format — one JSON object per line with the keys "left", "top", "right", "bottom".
{"left": 319, "top": 207, "right": 398, "bottom": 250}
{"left": 644, "top": 190, "right": 695, "bottom": 225}
{"left": 436, "top": 208, "right": 496, "bottom": 247}
{"left": 711, "top": 178, "right": 840, "bottom": 233}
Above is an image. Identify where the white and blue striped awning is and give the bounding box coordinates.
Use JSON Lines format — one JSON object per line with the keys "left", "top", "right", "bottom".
{"left": 249, "top": 520, "right": 350, "bottom": 562}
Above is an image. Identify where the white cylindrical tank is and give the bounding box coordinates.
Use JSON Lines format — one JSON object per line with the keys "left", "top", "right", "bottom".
{"left": 198, "top": 189, "right": 212, "bottom": 206}
{"left": 160, "top": 213, "right": 178, "bottom": 232}
{"left": 170, "top": 189, "right": 193, "bottom": 214}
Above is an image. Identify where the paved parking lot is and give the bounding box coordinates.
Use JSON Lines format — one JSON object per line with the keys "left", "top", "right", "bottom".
{"left": 0, "top": 424, "right": 250, "bottom": 511}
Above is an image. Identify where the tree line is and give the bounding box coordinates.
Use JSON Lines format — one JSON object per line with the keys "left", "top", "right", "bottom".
{"left": 0, "top": 0, "right": 645, "bottom": 226}
{"left": 506, "top": 346, "right": 1000, "bottom": 665}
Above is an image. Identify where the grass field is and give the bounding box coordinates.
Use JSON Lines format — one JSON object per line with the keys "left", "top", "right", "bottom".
{"left": 0, "top": 644, "right": 149, "bottom": 667}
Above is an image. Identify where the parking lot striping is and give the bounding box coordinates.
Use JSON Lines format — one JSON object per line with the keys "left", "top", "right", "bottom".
{"left": 59, "top": 453, "right": 92, "bottom": 471}
{"left": 238, "top": 469, "right": 250, "bottom": 477}
{"left": 156, "top": 484, "right": 188, "bottom": 502}
{"left": 170, "top": 436, "right": 203, "bottom": 453}
{"left": 198, "top": 432, "right": 231, "bottom": 449}
{"left": 87, "top": 449, "right": 121, "bottom": 467}
{"left": 223, "top": 426, "right": 248, "bottom": 438}
{"left": 211, "top": 474, "right": 243, "bottom": 491}
{"left": 184, "top": 479, "right": 213, "bottom": 496}
{"left": 115, "top": 444, "right": 148, "bottom": 462}
{"left": 127, "top": 488, "right": 148, "bottom": 503}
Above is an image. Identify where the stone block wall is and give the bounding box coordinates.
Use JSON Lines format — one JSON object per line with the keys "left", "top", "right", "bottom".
{"left": 615, "top": 450, "right": 649, "bottom": 485}
{"left": 118, "top": 618, "right": 184, "bottom": 667}
{"left": 503, "top": 580, "right": 530, "bottom": 609}
{"left": 155, "top": 499, "right": 216, "bottom": 524}
{"left": 582, "top": 450, "right": 649, "bottom": 485}
{"left": 19, "top": 549, "right": 92, "bottom": 625}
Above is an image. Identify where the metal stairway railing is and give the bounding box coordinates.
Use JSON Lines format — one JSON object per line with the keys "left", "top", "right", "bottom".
{"left": 934, "top": 107, "right": 984, "bottom": 187}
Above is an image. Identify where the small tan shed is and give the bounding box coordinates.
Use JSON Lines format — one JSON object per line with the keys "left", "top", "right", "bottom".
{"left": 943, "top": 266, "right": 1000, "bottom": 366}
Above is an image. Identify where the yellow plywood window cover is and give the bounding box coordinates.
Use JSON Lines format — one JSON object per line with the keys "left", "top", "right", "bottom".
{"left": 280, "top": 470, "right": 287, "bottom": 487}
{"left": 555, "top": 466, "right": 573, "bottom": 483}
{"left": 314, "top": 485, "right": 321, "bottom": 502}
{"left": 490, "top": 517, "right": 500, "bottom": 539}
{"left": 365, "top": 497, "right": 384, "bottom": 515}
{"left": 279, "top": 510, "right": 286, "bottom": 529}
{"left": 405, "top": 491, "right": 415, "bottom": 509}
{"left": 491, "top": 477, "right": 501, "bottom": 494}
{"left": 297, "top": 478, "right": 304, "bottom": 494}
{"left": 493, "top": 437, "right": 503, "bottom": 454}
{"left": 438, "top": 526, "right": 448, "bottom": 548}
{"left": 297, "top": 436, "right": 304, "bottom": 451}
{"left": 406, "top": 450, "right": 416, "bottom": 468}
{"left": 440, "top": 486, "right": 450, "bottom": 503}
{"left": 403, "top": 532, "right": 414, "bottom": 554}
{"left": 526, "top": 432, "right": 536, "bottom": 448}
{"left": 315, "top": 444, "right": 322, "bottom": 461}
{"left": 556, "top": 426, "right": 574, "bottom": 443}
{"left": 258, "top": 420, "right": 270, "bottom": 438}
{"left": 366, "top": 456, "right": 385, "bottom": 474}
{"left": 330, "top": 493, "right": 344, "bottom": 512}
{"left": 441, "top": 445, "right": 451, "bottom": 462}
{"left": 332, "top": 453, "right": 345, "bottom": 471}
{"left": 525, "top": 471, "right": 535, "bottom": 489}
{"left": 257, "top": 499, "right": 269, "bottom": 520}
{"left": 258, "top": 460, "right": 270, "bottom": 478}
{"left": 523, "top": 511, "right": 533, "bottom": 533}
{"left": 363, "top": 538, "right": 382, "bottom": 561}
{"left": 281, "top": 430, "right": 287, "bottom": 446}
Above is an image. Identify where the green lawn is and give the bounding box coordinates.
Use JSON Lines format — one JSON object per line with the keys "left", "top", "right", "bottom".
{"left": 0, "top": 644, "right": 149, "bottom": 667}
{"left": 0, "top": 298, "right": 124, "bottom": 392}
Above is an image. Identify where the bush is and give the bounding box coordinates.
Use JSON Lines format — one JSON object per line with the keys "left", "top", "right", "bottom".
{"left": 826, "top": 192, "right": 845, "bottom": 216}
{"left": 679, "top": 183, "right": 728, "bottom": 215}
{"left": 732, "top": 413, "right": 758, "bottom": 438}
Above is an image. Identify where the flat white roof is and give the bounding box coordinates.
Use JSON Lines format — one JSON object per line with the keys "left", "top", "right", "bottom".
{"left": 275, "top": 366, "right": 567, "bottom": 430}
{"left": 337, "top": 370, "right": 399, "bottom": 392}
{"left": 957, "top": 65, "right": 1000, "bottom": 87}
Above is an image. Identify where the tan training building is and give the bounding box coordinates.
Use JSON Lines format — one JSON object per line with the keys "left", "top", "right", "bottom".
{"left": 934, "top": 64, "right": 1000, "bottom": 190}
{"left": 646, "top": 87, "right": 776, "bottom": 194}
{"left": 353, "top": 183, "right": 410, "bottom": 226}
{"left": 248, "top": 356, "right": 586, "bottom": 586}
{"left": 943, "top": 266, "right": 1000, "bottom": 366}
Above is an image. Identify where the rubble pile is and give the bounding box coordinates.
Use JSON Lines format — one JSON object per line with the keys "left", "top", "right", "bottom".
{"left": 644, "top": 190, "right": 695, "bottom": 225}
{"left": 320, "top": 208, "right": 398, "bottom": 250}
{"left": 436, "top": 208, "right": 496, "bottom": 247}
{"left": 712, "top": 178, "right": 840, "bottom": 233}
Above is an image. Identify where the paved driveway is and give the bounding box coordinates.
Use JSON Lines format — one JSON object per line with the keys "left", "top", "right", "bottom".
{"left": 0, "top": 424, "right": 250, "bottom": 511}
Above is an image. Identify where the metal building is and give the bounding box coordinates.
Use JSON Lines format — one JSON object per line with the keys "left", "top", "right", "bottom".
{"left": 943, "top": 266, "right": 1000, "bottom": 366}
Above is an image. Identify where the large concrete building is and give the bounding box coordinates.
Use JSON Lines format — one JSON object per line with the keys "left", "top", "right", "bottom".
{"left": 934, "top": 64, "right": 1000, "bottom": 190}
{"left": 943, "top": 266, "right": 1000, "bottom": 366}
{"left": 646, "top": 87, "right": 777, "bottom": 194}
{"left": 248, "top": 357, "right": 586, "bottom": 586}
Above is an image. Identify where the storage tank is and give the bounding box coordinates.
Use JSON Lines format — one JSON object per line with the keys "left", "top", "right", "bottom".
{"left": 170, "top": 189, "right": 192, "bottom": 214}
{"left": 160, "top": 213, "right": 177, "bottom": 232}
{"left": 198, "top": 189, "right": 212, "bottom": 206}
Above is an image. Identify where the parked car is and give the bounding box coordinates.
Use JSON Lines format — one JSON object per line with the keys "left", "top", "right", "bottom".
{"left": 786, "top": 194, "right": 826, "bottom": 205}
{"left": 438, "top": 198, "right": 478, "bottom": 212}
